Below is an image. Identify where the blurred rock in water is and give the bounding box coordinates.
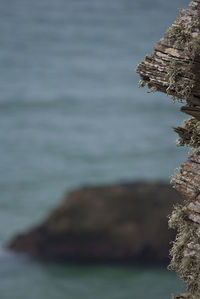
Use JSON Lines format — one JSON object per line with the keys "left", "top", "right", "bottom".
{"left": 7, "top": 182, "right": 183, "bottom": 265}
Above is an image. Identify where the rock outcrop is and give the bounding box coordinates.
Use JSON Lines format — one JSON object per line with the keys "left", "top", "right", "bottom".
{"left": 136, "top": 1, "right": 200, "bottom": 297}
{"left": 7, "top": 182, "right": 183, "bottom": 265}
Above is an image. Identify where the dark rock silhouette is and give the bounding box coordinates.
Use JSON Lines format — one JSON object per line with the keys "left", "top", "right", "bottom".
{"left": 7, "top": 182, "right": 183, "bottom": 265}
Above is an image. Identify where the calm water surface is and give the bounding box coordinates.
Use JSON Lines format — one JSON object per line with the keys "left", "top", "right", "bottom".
{"left": 0, "top": 0, "right": 188, "bottom": 298}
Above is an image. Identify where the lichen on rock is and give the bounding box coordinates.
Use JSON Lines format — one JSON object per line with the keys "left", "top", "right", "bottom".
{"left": 173, "top": 118, "right": 200, "bottom": 147}
{"left": 136, "top": 0, "right": 200, "bottom": 298}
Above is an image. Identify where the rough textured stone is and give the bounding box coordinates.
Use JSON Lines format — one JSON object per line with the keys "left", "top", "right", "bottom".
{"left": 137, "top": 0, "right": 200, "bottom": 297}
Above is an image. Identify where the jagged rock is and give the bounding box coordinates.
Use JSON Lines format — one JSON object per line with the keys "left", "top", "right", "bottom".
{"left": 7, "top": 182, "right": 183, "bottom": 265}
{"left": 137, "top": 0, "right": 200, "bottom": 149}
{"left": 136, "top": 0, "right": 200, "bottom": 105}
{"left": 136, "top": 1, "right": 200, "bottom": 297}
{"left": 169, "top": 149, "right": 200, "bottom": 297}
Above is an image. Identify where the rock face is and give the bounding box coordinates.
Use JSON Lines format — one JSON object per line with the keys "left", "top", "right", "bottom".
{"left": 136, "top": 0, "right": 200, "bottom": 297}
{"left": 136, "top": 0, "right": 200, "bottom": 108}
{"left": 7, "top": 182, "right": 183, "bottom": 265}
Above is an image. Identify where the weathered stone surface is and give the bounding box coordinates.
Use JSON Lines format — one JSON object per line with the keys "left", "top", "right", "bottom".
{"left": 172, "top": 149, "right": 200, "bottom": 200}
{"left": 7, "top": 182, "right": 183, "bottom": 265}
{"left": 137, "top": 1, "right": 200, "bottom": 297}
{"left": 136, "top": 0, "right": 200, "bottom": 108}
{"left": 170, "top": 150, "right": 200, "bottom": 297}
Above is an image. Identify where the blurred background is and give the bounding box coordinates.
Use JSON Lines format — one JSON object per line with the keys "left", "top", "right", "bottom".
{"left": 0, "top": 0, "right": 190, "bottom": 298}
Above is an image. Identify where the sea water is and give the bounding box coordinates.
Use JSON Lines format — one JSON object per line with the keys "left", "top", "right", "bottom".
{"left": 0, "top": 0, "right": 188, "bottom": 298}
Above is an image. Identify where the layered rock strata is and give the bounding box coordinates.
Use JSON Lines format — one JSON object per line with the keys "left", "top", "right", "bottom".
{"left": 137, "top": 1, "right": 200, "bottom": 298}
